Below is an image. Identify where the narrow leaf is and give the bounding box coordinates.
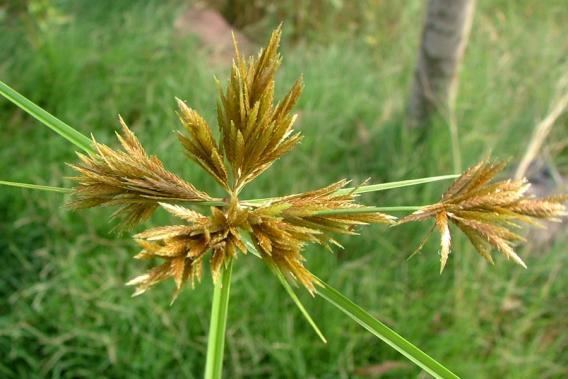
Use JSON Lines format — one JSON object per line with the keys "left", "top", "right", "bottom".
{"left": 0, "top": 80, "right": 93, "bottom": 154}
{"left": 0, "top": 180, "right": 71, "bottom": 193}
{"left": 270, "top": 265, "right": 327, "bottom": 343}
{"left": 315, "top": 277, "right": 460, "bottom": 379}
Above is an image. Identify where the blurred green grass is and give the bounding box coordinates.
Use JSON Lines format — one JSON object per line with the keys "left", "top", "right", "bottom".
{"left": 0, "top": 0, "right": 567, "bottom": 378}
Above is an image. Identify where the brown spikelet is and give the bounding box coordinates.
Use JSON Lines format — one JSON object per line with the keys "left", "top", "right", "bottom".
{"left": 399, "top": 161, "right": 567, "bottom": 271}
{"left": 248, "top": 213, "right": 319, "bottom": 293}
{"left": 127, "top": 202, "right": 247, "bottom": 300}
{"left": 217, "top": 25, "right": 304, "bottom": 192}
{"left": 237, "top": 180, "right": 394, "bottom": 291}
{"left": 68, "top": 117, "right": 213, "bottom": 228}
{"left": 435, "top": 212, "right": 451, "bottom": 273}
{"left": 176, "top": 99, "right": 229, "bottom": 188}
{"left": 276, "top": 180, "right": 394, "bottom": 233}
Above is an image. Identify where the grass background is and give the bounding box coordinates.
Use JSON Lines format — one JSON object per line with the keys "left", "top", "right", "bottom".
{"left": 0, "top": 0, "right": 567, "bottom": 378}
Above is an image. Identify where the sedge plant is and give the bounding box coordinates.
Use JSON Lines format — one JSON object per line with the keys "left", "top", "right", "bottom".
{"left": 1, "top": 26, "right": 566, "bottom": 379}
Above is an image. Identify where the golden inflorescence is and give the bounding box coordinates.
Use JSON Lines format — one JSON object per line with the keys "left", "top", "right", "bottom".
{"left": 69, "top": 27, "right": 392, "bottom": 300}
{"left": 68, "top": 27, "right": 567, "bottom": 302}
{"left": 398, "top": 161, "right": 567, "bottom": 272}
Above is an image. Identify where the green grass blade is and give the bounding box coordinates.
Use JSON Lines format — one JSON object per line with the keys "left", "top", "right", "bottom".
{"left": 239, "top": 230, "right": 327, "bottom": 343}
{"left": 0, "top": 180, "right": 71, "bottom": 193}
{"left": 315, "top": 277, "right": 460, "bottom": 379}
{"left": 0, "top": 80, "right": 93, "bottom": 154}
{"left": 204, "top": 260, "right": 233, "bottom": 379}
{"left": 242, "top": 175, "right": 459, "bottom": 205}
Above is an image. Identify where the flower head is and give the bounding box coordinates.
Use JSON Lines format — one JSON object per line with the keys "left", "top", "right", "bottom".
{"left": 69, "top": 27, "right": 392, "bottom": 301}
{"left": 68, "top": 117, "right": 212, "bottom": 228}
{"left": 248, "top": 180, "right": 394, "bottom": 292}
{"left": 399, "top": 161, "right": 567, "bottom": 272}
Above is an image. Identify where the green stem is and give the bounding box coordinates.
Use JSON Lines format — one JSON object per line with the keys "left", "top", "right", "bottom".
{"left": 316, "top": 277, "right": 460, "bottom": 379}
{"left": 242, "top": 174, "right": 459, "bottom": 205}
{"left": 199, "top": 201, "right": 228, "bottom": 207}
{"left": 204, "top": 260, "right": 234, "bottom": 379}
{"left": 0, "top": 180, "right": 71, "bottom": 193}
{"left": 313, "top": 206, "right": 425, "bottom": 216}
{"left": 340, "top": 174, "right": 460, "bottom": 195}
{"left": 0, "top": 178, "right": 426, "bottom": 215}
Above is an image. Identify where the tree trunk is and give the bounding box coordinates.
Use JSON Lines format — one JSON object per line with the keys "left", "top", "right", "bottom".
{"left": 408, "top": 0, "right": 476, "bottom": 128}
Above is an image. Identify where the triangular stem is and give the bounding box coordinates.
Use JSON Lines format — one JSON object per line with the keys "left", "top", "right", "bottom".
{"left": 204, "top": 259, "right": 234, "bottom": 379}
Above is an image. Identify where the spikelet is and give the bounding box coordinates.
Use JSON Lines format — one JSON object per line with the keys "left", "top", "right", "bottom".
{"left": 127, "top": 200, "right": 248, "bottom": 303}
{"left": 244, "top": 180, "right": 395, "bottom": 292}
{"left": 260, "top": 180, "right": 394, "bottom": 245}
{"left": 398, "top": 160, "right": 567, "bottom": 272}
{"left": 248, "top": 213, "right": 320, "bottom": 293}
{"left": 176, "top": 99, "right": 229, "bottom": 189}
{"left": 217, "top": 25, "right": 304, "bottom": 192}
{"left": 68, "top": 117, "right": 212, "bottom": 228}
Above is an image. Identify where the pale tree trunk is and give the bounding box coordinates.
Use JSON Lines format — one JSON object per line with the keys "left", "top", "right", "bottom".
{"left": 408, "top": 0, "right": 476, "bottom": 129}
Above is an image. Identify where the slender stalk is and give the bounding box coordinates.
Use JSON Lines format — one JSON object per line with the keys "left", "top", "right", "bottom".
{"left": 242, "top": 174, "right": 459, "bottom": 205}
{"left": 313, "top": 206, "right": 426, "bottom": 216}
{"left": 316, "top": 277, "right": 460, "bottom": 379}
{"left": 340, "top": 174, "right": 460, "bottom": 195}
{"left": 196, "top": 200, "right": 228, "bottom": 207}
{"left": 204, "top": 260, "right": 234, "bottom": 379}
{"left": 0, "top": 180, "right": 71, "bottom": 193}
{"left": 0, "top": 80, "right": 94, "bottom": 154}
{"left": 149, "top": 198, "right": 226, "bottom": 207}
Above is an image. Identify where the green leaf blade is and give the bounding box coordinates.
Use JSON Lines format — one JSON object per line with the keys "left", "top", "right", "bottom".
{"left": 316, "top": 277, "right": 460, "bottom": 379}
{"left": 0, "top": 80, "right": 93, "bottom": 154}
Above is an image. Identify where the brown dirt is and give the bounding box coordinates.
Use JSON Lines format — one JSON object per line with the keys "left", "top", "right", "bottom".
{"left": 174, "top": 3, "right": 254, "bottom": 66}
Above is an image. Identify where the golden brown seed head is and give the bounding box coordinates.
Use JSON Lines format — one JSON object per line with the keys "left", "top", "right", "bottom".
{"left": 399, "top": 160, "right": 567, "bottom": 272}
{"left": 68, "top": 117, "right": 212, "bottom": 229}
{"left": 67, "top": 27, "right": 394, "bottom": 300}
{"left": 217, "top": 26, "right": 304, "bottom": 192}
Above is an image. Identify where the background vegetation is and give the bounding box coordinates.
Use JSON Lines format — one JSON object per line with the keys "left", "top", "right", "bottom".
{"left": 1, "top": 0, "right": 566, "bottom": 377}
